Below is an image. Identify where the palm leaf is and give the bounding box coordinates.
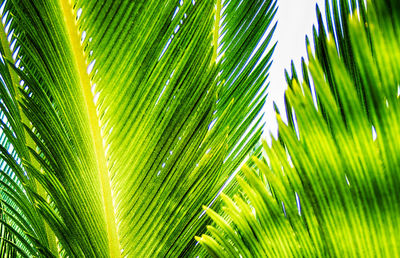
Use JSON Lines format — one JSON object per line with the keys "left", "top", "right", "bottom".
{"left": 198, "top": 0, "right": 400, "bottom": 256}
{"left": 0, "top": 0, "right": 276, "bottom": 256}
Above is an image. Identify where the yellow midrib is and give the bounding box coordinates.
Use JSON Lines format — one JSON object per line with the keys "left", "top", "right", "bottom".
{"left": 213, "top": 0, "right": 222, "bottom": 63}
{"left": 58, "top": 0, "right": 121, "bottom": 257}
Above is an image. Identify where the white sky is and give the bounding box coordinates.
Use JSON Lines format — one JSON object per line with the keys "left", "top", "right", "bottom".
{"left": 263, "top": 0, "right": 325, "bottom": 144}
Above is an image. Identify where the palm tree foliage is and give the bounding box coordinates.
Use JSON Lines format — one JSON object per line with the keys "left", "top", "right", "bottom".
{"left": 0, "top": 0, "right": 276, "bottom": 257}
{"left": 197, "top": 0, "right": 400, "bottom": 256}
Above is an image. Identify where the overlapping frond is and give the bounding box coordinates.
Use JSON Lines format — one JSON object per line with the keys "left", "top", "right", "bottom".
{"left": 198, "top": 0, "right": 400, "bottom": 256}
{"left": 0, "top": 0, "right": 276, "bottom": 257}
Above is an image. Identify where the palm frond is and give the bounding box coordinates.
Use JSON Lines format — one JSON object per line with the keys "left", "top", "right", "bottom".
{"left": 0, "top": 0, "right": 276, "bottom": 257}
{"left": 198, "top": 0, "right": 400, "bottom": 256}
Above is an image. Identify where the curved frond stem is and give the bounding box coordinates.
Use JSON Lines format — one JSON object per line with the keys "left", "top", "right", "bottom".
{"left": 0, "top": 18, "right": 56, "bottom": 255}
{"left": 0, "top": 25, "right": 19, "bottom": 101}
